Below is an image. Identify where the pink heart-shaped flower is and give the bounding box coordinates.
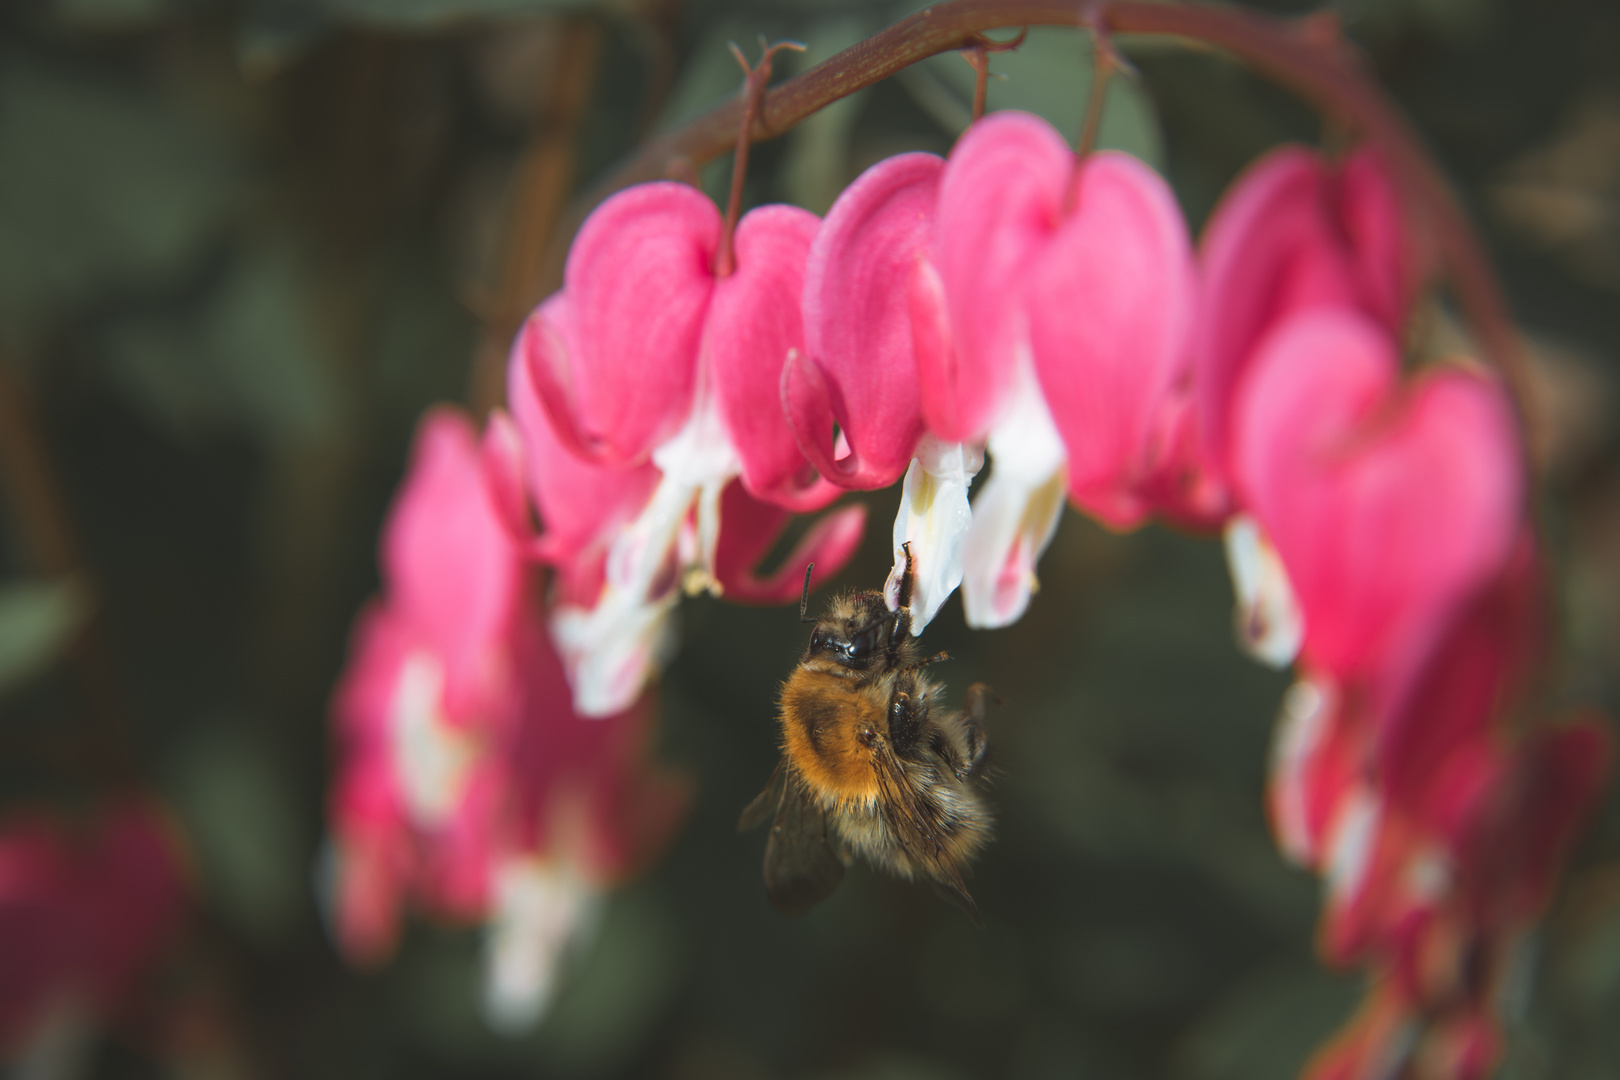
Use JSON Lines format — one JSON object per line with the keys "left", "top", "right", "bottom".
{"left": 1232, "top": 310, "right": 1522, "bottom": 682}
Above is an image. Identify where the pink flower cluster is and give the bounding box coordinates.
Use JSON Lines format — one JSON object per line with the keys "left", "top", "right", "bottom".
{"left": 0, "top": 800, "right": 188, "bottom": 1060}
{"left": 505, "top": 108, "right": 1610, "bottom": 1073}
{"left": 1201, "top": 149, "right": 1611, "bottom": 1078}
{"left": 328, "top": 408, "right": 688, "bottom": 1030}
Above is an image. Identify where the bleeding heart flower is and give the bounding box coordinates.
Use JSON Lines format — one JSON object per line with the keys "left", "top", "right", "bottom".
{"left": 508, "top": 313, "right": 863, "bottom": 715}
{"left": 916, "top": 112, "right": 1197, "bottom": 626}
{"left": 328, "top": 408, "right": 688, "bottom": 1032}
{"left": 513, "top": 183, "right": 862, "bottom": 714}
{"left": 1197, "top": 144, "right": 1413, "bottom": 493}
{"left": 1230, "top": 310, "right": 1522, "bottom": 682}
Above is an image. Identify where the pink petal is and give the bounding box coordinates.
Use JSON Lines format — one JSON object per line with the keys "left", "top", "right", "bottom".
{"left": 926, "top": 112, "right": 1072, "bottom": 441}
{"left": 792, "top": 153, "right": 940, "bottom": 489}
{"left": 1374, "top": 534, "right": 1543, "bottom": 820}
{"left": 710, "top": 204, "right": 840, "bottom": 511}
{"left": 710, "top": 479, "right": 867, "bottom": 604}
{"left": 479, "top": 409, "right": 540, "bottom": 554}
{"left": 548, "top": 182, "right": 719, "bottom": 465}
{"left": 1339, "top": 146, "right": 1414, "bottom": 334}
{"left": 505, "top": 618, "right": 689, "bottom": 881}
{"left": 1197, "top": 147, "right": 1384, "bottom": 479}
{"left": 1027, "top": 151, "right": 1197, "bottom": 530}
{"left": 509, "top": 309, "right": 660, "bottom": 588}
{"left": 382, "top": 408, "right": 525, "bottom": 722}
{"left": 1231, "top": 310, "right": 1522, "bottom": 680}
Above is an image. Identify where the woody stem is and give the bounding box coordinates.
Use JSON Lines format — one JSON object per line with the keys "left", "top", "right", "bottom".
{"left": 544, "top": 0, "right": 1526, "bottom": 435}
{"left": 715, "top": 41, "right": 804, "bottom": 278}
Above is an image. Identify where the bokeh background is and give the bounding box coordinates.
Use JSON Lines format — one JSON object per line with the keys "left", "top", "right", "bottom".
{"left": 4, "top": 0, "right": 1620, "bottom": 1076}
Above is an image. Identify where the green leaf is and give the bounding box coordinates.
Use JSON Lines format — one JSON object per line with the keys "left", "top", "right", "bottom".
{"left": 0, "top": 577, "right": 89, "bottom": 696}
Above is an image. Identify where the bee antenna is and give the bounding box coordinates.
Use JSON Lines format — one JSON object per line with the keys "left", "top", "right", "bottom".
{"left": 798, "top": 563, "right": 816, "bottom": 623}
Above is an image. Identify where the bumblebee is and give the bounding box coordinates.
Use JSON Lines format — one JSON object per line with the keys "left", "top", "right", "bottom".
{"left": 740, "top": 546, "right": 996, "bottom": 923}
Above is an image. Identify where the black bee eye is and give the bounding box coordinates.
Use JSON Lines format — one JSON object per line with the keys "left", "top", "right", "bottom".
{"left": 846, "top": 623, "right": 881, "bottom": 660}
{"left": 810, "top": 628, "right": 829, "bottom": 652}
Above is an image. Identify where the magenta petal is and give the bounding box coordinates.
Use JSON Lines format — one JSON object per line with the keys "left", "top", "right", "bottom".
{"left": 797, "top": 152, "right": 940, "bottom": 489}
{"left": 1339, "top": 146, "right": 1413, "bottom": 335}
{"left": 928, "top": 112, "right": 1072, "bottom": 441}
{"left": 1196, "top": 147, "right": 1369, "bottom": 477}
{"left": 382, "top": 408, "right": 524, "bottom": 721}
{"left": 1375, "top": 534, "right": 1542, "bottom": 821}
{"left": 560, "top": 181, "right": 720, "bottom": 464}
{"left": 711, "top": 479, "right": 867, "bottom": 604}
{"left": 1233, "top": 310, "right": 1523, "bottom": 680}
{"left": 710, "top": 204, "right": 838, "bottom": 511}
{"left": 508, "top": 312, "right": 660, "bottom": 571}
{"left": 1027, "top": 151, "right": 1196, "bottom": 530}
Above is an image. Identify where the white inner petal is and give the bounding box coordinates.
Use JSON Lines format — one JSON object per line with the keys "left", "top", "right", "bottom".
{"left": 886, "top": 434, "right": 983, "bottom": 635}
{"left": 1268, "top": 677, "right": 1333, "bottom": 867}
{"left": 1223, "top": 514, "right": 1305, "bottom": 669}
{"left": 1324, "top": 785, "right": 1382, "bottom": 907}
{"left": 390, "top": 652, "right": 479, "bottom": 825}
{"left": 961, "top": 356, "right": 1068, "bottom": 629}
{"left": 555, "top": 374, "right": 739, "bottom": 718}
{"left": 482, "top": 857, "right": 601, "bottom": 1035}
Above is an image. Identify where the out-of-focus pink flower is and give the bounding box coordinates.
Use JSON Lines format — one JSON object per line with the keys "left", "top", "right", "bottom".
{"left": 0, "top": 801, "right": 188, "bottom": 1057}
{"left": 1302, "top": 716, "right": 1610, "bottom": 1080}
{"left": 1230, "top": 310, "right": 1522, "bottom": 680}
{"left": 329, "top": 407, "right": 688, "bottom": 1031}
{"left": 511, "top": 185, "right": 862, "bottom": 714}
{"left": 1197, "top": 145, "right": 1413, "bottom": 493}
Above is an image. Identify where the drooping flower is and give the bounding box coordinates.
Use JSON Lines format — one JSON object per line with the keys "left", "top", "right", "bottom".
{"left": 784, "top": 152, "right": 968, "bottom": 631}
{"left": 1229, "top": 310, "right": 1522, "bottom": 680}
{"left": 328, "top": 407, "right": 687, "bottom": 1030}
{"left": 0, "top": 801, "right": 188, "bottom": 1059}
{"left": 513, "top": 184, "right": 863, "bottom": 716}
{"left": 788, "top": 113, "right": 1200, "bottom": 633}
{"left": 1197, "top": 144, "right": 1414, "bottom": 497}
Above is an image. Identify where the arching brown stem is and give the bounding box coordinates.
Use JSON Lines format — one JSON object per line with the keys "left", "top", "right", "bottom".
{"left": 533, "top": 0, "right": 1528, "bottom": 436}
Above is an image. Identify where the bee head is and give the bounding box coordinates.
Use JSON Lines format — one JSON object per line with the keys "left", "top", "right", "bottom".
{"left": 806, "top": 594, "right": 893, "bottom": 669}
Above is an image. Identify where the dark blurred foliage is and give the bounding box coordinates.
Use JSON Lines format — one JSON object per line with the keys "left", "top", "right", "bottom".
{"left": 3, "top": 0, "right": 1620, "bottom": 1076}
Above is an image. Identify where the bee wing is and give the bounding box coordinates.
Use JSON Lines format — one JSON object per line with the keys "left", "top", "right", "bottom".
{"left": 869, "top": 739, "right": 984, "bottom": 927}
{"left": 738, "top": 758, "right": 787, "bottom": 832}
{"left": 762, "top": 770, "right": 846, "bottom": 917}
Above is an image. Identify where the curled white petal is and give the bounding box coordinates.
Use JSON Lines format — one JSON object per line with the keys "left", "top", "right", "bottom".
{"left": 1223, "top": 514, "right": 1304, "bottom": 668}
{"left": 885, "top": 434, "right": 983, "bottom": 635}
{"left": 391, "top": 652, "right": 479, "bottom": 824}
{"left": 961, "top": 359, "right": 1067, "bottom": 629}
{"left": 1268, "top": 678, "right": 1334, "bottom": 867}
{"left": 552, "top": 593, "right": 677, "bottom": 718}
{"left": 555, "top": 381, "right": 738, "bottom": 717}
{"left": 482, "top": 858, "right": 601, "bottom": 1034}
{"left": 1324, "top": 785, "right": 1381, "bottom": 908}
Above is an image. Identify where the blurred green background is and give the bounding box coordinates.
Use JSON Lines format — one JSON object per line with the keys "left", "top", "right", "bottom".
{"left": 4, "top": 0, "right": 1620, "bottom": 1076}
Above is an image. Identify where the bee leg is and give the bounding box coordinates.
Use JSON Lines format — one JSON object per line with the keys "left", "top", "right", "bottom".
{"left": 888, "top": 541, "right": 916, "bottom": 648}
{"left": 959, "top": 683, "right": 999, "bottom": 776}
{"left": 887, "top": 689, "right": 923, "bottom": 754}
